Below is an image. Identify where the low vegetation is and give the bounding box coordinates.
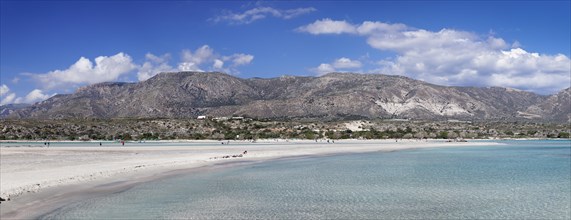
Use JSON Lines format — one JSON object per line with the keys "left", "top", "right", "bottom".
{"left": 1, "top": 118, "right": 569, "bottom": 141}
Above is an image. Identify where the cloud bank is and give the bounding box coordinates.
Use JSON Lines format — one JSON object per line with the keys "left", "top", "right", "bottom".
{"left": 298, "top": 19, "right": 571, "bottom": 94}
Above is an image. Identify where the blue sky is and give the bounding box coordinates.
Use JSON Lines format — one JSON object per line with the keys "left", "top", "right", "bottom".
{"left": 1, "top": 1, "right": 570, "bottom": 105}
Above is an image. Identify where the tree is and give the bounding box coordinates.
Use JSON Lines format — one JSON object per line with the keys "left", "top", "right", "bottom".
{"left": 557, "top": 132, "right": 570, "bottom": 138}
{"left": 123, "top": 133, "right": 132, "bottom": 140}
{"left": 211, "top": 132, "right": 225, "bottom": 140}
{"left": 413, "top": 131, "right": 426, "bottom": 139}
{"left": 325, "top": 130, "right": 335, "bottom": 139}
{"left": 303, "top": 130, "right": 316, "bottom": 139}
{"left": 437, "top": 131, "right": 448, "bottom": 139}
{"left": 447, "top": 132, "right": 458, "bottom": 139}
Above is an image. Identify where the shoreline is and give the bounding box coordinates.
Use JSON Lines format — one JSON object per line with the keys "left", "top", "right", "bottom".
{"left": 0, "top": 137, "right": 567, "bottom": 143}
{"left": 1, "top": 140, "right": 501, "bottom": 219}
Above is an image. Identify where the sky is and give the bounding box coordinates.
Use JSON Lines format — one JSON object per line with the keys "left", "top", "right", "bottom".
{"left": 1, "top": 1, "right": 570, "bottom": 105}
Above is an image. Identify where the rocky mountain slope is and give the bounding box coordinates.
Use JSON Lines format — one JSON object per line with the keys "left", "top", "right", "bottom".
{"left": 521, "top": 87, "right": 571, "bottom": 122}
{"left": 0, "top": 104, "right": 30, "bottom": 118}
{"left": 6, "top": 72, "right": 569, "bottom": 122}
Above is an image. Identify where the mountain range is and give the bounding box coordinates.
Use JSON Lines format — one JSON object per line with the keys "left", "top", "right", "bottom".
{"left": 5, "top": 72, "right": 570, "bottom": 122}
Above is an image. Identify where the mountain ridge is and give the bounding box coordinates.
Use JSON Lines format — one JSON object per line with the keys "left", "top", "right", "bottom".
{"left": 5, "top": 72, "right": 569, "bottom": 122}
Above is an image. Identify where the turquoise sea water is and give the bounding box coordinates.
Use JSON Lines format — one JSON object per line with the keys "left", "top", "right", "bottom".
{"left": 41, "top": 140, "right": 571, "bottom": 219}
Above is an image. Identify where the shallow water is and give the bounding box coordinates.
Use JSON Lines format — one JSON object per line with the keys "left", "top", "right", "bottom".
{"left": 41, "top": 140, "right": 571, "bottom": 219}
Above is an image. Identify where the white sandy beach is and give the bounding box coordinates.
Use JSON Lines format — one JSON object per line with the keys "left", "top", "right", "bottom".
{"left": 0, "top": 139, "right": 500, "bottom": 218}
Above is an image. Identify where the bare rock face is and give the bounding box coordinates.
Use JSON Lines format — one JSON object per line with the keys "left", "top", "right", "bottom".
{"left": 5, "top": 72, "right": 568, "bottom": 122}
{"left": 522, "top": 87, "right": 571, "bottom": 122}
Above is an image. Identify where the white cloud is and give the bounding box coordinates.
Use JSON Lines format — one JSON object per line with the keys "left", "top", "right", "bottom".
{"left": 312, "top": 63, "right": 336, "bottom": 76}
{"left": 225, "top": 53, "right": 254, "bottom": 66}
{"left": 177, "top": 62, "right": 202, "bottom": 72}
{"left": 311, "top": 57, "right": 362, "bottom": 76}
{"left": 145, "top": 53, "right": 168, "bottom": 63}
{"left": 333, "top": 57, "right": 362, "bottom": 69}
{"left": 213, "top": 59, "right": 224, "bottom": 70}
{"left": 212, "top": 6, "right": 316, "bottom": 24}
{"left": 1, "top": 84, "right": 55, "bottom": 105}
{"left": 15, "top": 89, "right": 53, "bottom": 104}
{"left": 0, "top": 84, "right": 9, "bottom": 96}
{"left": 372, "top": 30, "right": 570, "bottom": 94}
{"left": 297, "top": 19, "right": 408, "bottom": 36}
{"left": 511, "top": 41, "right": 522, "bottom": 49}
{"left": 181, "top": 45, "right": 214, "bottom": 65}
{"left": 1, "top": 93, "right": 16, "bottom": 105}
{"left": 356, "top": 21, "right": 409, "bottom": 35}
{"left": 178, "top": 45, "right": 254, "bottom": 74}
{"left": 178, "top": 45, "right": 215, "bottom": 72}
{"left": 281, "top": 7, "right": 317, "bottom": 19}
{"left": 296, "top": 18, "right": 357, "bottom": 35}
{"left": 137, "top": 53, "right": 176, "bottom": 81}
{"left": 28, "top": 52, "right": 136, "bottom": 90}
{"left": 298, "top": 19, "right": 571, "bottom": 94}
{"left": 1, "top": 84, "right": 16, "bottom": 105}
{"left": 487, "top": 36, "right": 508, "bottom": 49}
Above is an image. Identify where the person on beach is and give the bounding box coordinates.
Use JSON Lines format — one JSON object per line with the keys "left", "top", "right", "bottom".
{"left": 121, "top": 141, "right": 124, "bottom": 146}
{"left": 99, "top": 142, "right": 102, "bottom": 146}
